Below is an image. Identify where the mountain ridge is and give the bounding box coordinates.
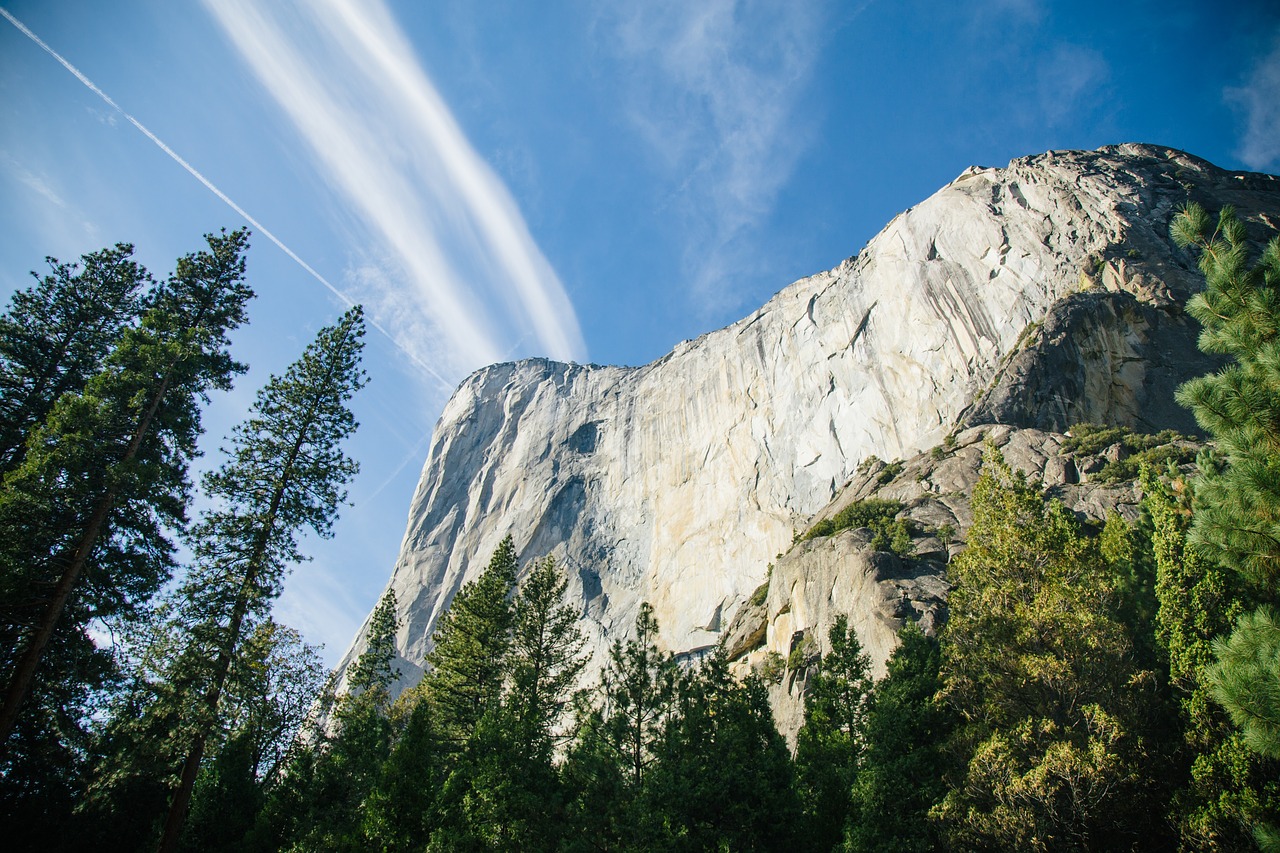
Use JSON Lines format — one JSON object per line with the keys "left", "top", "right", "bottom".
{"left": 336, "top": 143, "right": 1280, "bottom": 696}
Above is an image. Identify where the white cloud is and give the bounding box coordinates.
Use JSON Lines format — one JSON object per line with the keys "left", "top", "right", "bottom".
{"left": 1035, "top": 43, "right": 1110, "bottom": 128}
{"left": 202, "top": 0, "right": 586, "bottom": 378}
{"left": 600, "top": 0, "right": 833, "bottom": 314}
{"left": 1226, "top": 33, "right": 1280, "bottom": 171}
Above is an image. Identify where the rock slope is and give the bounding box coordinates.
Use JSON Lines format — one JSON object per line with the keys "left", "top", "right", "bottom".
{"left": 337, "top": 144, "right": 1280, "bottom": 692}
{"left": 721, "top": 422, "right": 1199, "bottom": 744}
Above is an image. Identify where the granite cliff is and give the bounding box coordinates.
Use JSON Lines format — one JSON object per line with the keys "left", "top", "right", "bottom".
{"left": 336, "top": 144, "right": 1280, "bottom": 697}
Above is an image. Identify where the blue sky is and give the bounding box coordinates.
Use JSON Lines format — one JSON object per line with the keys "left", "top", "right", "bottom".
{"left": 2, "top": 0, "right": 1278, "bottom": 665}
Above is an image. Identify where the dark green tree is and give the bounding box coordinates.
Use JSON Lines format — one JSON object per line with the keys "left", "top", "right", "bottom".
{"left": 180, "top": 621, "right": 325, "bottom": 853}
{"left": 272, "top": 590, "right": 399, "bottom": 852}
{"left": 415, "top": 536, "right": 518, "bottom": 749}
{"left": 0, "top": 243, "right": 148, "bottom": 474}
{"left": 424, "top": 556, "right": 588, "bottom": 851}
{"left": 794, "top": 615, "right": 873, "bottom": 853}
{"left": 507, "top": 555, "right": 588, "bottom": 762}
{"left": 562, "top": 602, "right": 678, "bottom": 851}
{"left": 845, "top": 622, "right": 952, "bottom": 853}
{"left": 151, "top": 306, "right": 367, "bottom": 851}
{"left": 645, "top": 652, "right": 801, "bottom": 852}
{"left": 1170, "top": 203, "right": 1280, "bottom": 850}
{"left": 1144, "top": 468, "right": 1280, "bottom": 850}
{"left": 0, "top": 230, "right": 253, "bottom": 821}
{"left": 363, "top": 696, "right": 443, "bottom": 851}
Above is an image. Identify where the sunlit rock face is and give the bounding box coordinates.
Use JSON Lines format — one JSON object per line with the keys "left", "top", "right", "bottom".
{"left": 337, "top": 144, "right": 1280, "bottom": 695}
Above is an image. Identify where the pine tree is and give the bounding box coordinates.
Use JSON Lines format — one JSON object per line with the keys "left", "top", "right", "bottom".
{"left": 416, "top": 536, "right": 518, "bottom": 749}
{"left": 794, "top": 615, "right": 873, "bottom": 853}
{"left": 645, "top": 653, "right": 801, "bottom": 851}
{"left": 507, "top": 555, "right": 588, "bottom": 762}
{"left": 845, "top": 622, "right": 951, "bottom": 853}
{"left": 562, "top": 602, "right": 677, "bottom": 850}
{"left": 1171, "top": 203, "right": 1280, "bottom": 849}
{"left": 0, "top": 229, "right": 253, "bottom": 770}
{"left": 277, "top": 590, "right": 398, "bottom": 852}
{"left": 0, "top": 242, "right": 148, "bottom": 474}
{"left": 363, "top": 697, "right": 443, "bottom": 851}
{"left": 179, "top": 621, "right": 325, "bottom": 853}
{"left": 1143, "top": 468, "right": 1280, "bottom": 849}
{"left": 430, "top": 556, "right": 589, "bottom": 851}
{"left": 153, "top": 306, "right": 367, "bottom": 851}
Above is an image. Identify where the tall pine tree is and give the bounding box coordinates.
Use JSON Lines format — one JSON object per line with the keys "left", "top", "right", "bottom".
{"left": 154, "top": 306, "right": 367, "bottom": 851}
{"left": 794, "top": 615, "right": 874, "bottom": 853}
{"left": 0, "top": 229, "right": 253, "bottom": 766}
{"left": 414, "top": 536, "right": 518, "bottom": 750}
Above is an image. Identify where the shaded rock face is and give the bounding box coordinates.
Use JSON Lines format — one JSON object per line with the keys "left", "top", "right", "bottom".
{"left": 338, "top": 144, "right": 1279, "bottom": 696}
{"left": 725, "top": 423, "right": 1198, "bottom": 745}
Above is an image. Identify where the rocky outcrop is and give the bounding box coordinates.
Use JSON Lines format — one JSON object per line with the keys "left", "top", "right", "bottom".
{"left": 337, "top": 144, "right": 1280, "bottom": 696}
{"left": 724, "top": 422, "right": 1199, "bottom": 744}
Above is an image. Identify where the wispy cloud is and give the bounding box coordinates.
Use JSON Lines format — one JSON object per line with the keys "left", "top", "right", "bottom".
{"left": 202, "top": 0, "right": 586, "bottom": 377}
{"left": 599, "top": 0, "right": 834, "bottom": 315}
{"left": 1035, "top": 43, "right": 1110, "bottom": 128}
{"left": 1226, "top": 32, "right": 1280, "bottom": 171}
{"left": 0, "top": 7, "right": 442, "bottom": 380}
{"left": 2, "top": 151, "right": 67, "bottom": 209}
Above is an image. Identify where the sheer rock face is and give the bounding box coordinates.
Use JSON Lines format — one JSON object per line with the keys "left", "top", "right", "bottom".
{"left": 337, "top": 144, "right": 1280, "bottom": 694}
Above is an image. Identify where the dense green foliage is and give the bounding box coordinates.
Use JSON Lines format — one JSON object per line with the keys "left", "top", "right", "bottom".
{"left": 936, "top": 448, "right": 1165, "bottom": 850}
{"left": 1063, "top": 422, "right": 1198, "bottom": 482}
{"left": 801, "top": 498, "right": 916, "bottom": 556}
{"left": 1171, "top": 203, "right": 1280, "bottom": 850}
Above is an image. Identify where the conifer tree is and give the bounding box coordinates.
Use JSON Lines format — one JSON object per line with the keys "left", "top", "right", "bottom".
{"left": 363, "top": 697, "right": 443, "bottom": 851}
{"left": 0, "top": 229, "right": 253, "bottom": 758}
{"left": 562, "top": 602, "right": 677, "bottom": 850}
{"left": 275, "top": 590, "right": 398, "bottom": 852}
{"left": 646, "top": 653, "right": 801, "bottom": 851}
{"left": 0, "top": 242, "right": 148, "bottom": 474}
{"left": 153, "top": 306, "right": 367, "bottom": 851}
{"left": 844, "top": 622, "right": 951, "bottom": 853}
{"left": 429, "top": 556, "right": 589, "bottom": 851}
{"left": 794, "top": 615, "right": 873, "bottom": 853}
{"left": 416, "top": 535, "right": 518, "bottom": 749}
{"left": 1170, "top": 204, "right": 1280, "bottom": 849}
{"left": 179, "top": 621, "right": 325, "bottom": 853}
{"left": 1143, "top": 469, "right": 1280, "bottom": 849}
{"left": 935, "top": 448, "right": 1162, "bottom": 850}
{"left": 507, "top": 555, "right": 588, "bottom": 761}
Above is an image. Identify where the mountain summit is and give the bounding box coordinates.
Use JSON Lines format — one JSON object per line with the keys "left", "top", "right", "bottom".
{"left": 338, "top": 144, "right": 1280, "bottom": 694}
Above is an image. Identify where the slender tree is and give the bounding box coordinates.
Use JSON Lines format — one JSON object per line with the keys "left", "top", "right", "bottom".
{"left": 415, "top": 536, "right": 518, "bottom": 749}
{"left": 845, "top": 622, "right": 951, "bottom": 853}
{"left": 269, "top": 590, "right": 399, "bottom": 852}
{"left": 428, "top": 556, "right": 589, "bottom": 851}
{"left": 562, "top": 602, "right": 677, "bottom": 850}
{"left": 0, "top": 242, "right": 148, "bottom": 474}
{"left": 507, "top": 555, "right": 588, "bottom": 761}
{"left": 0, "top": 229, "right": 253, "bottom": 751}
{"left": 646, "top": 652, "right": 801, "bottom": 851}
{"left": 794, "top": 615, "right": 874, "bottom": 853}
{"left": 155, "top": 306, "right": 367, "bottom": 851}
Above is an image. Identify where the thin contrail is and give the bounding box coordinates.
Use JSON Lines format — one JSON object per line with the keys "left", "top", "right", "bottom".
{"left": 0, "top": 6, "right": 452, "bottom": 389}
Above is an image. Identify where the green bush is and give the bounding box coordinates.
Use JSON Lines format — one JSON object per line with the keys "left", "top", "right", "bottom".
{"left": 1062, "top": 423, "right": 1196, "bottom": 482}
{"left": 799, "top": 498, "right": 916, "bottom": 557}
